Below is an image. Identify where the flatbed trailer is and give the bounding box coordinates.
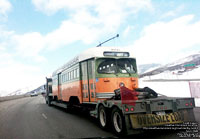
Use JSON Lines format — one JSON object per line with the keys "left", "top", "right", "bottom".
{"left": 45, "top": 77, "right": 195, "bottom": 135}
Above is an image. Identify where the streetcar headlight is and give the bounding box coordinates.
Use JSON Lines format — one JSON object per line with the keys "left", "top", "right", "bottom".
{"left": 119, "top": 82, "right": 125, "bottom": 87}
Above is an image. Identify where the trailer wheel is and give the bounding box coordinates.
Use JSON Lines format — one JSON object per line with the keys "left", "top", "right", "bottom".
{"left": 98, "top": 105, "right": 108, "bottom": 129}
{"left": 45, "top": 97, "right": 48, "bottom": 104}
{"left": 47, "top": 96, "right": 52, "bottom": 106}
{"left": 111, "top": 107, "right": 126, "bottom": 135}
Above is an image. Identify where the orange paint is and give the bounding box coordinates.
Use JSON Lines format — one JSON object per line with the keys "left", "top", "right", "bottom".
{"left": 52, "top": 85, "right": 58, "bottom": 97}
{"left": 62, "top": 81, "right": 82, "bottom": 103}
{"left": 96, "top": 77, "right": 138, "bottom": 92}
{"left": 52, "top": 77, "right": 138, "bottom": 103}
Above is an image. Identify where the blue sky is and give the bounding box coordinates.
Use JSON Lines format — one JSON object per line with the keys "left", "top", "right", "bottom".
{"left": 0, "top": 0, "right": 200, "bottom": 96}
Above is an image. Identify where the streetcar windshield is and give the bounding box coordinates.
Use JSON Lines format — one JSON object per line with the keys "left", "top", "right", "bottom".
{"left": 97, "top": 58, "right": 137, "bottom": 74}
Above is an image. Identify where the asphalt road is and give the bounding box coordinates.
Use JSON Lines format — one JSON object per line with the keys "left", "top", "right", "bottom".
{"left": 0, "top": 96, "right": 199, "bottom": 139}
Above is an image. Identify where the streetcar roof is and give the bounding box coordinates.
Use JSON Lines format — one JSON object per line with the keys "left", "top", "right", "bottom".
{"left": 52, "top": 47, "right": 135, "bottom": 75}
{"left": 79, "top": 46, "right": 135, "bottom": 61}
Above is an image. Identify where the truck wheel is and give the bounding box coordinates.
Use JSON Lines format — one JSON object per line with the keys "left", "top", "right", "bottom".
{"left": 47, "top": 97, "right": 52, "bottom": 106}
{"left": 98, "top": 105, "right": 108, "bottom": 129}
{"left": 45, "top": 97, "right": 48, "bottom": 104}
{"left": 111, "top": 107, "right": 126, "bottom": 135}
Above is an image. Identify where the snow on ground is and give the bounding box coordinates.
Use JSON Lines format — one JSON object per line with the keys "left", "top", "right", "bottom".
{"left": 139, "top": 67, "right": 200, "bottom": 107}
{"left": 142, "top": 67, "right": 200, "bottom": 80}
{"left": 139, "top": 80, "right": 200, "bottom": 107}
{"left": 0, "top": 85, "right": 37, "bottom": 97}
{"left": 139, "top": 80, "right": 191, "bottom": 97}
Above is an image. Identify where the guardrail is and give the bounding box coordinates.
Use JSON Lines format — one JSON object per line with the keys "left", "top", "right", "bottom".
{"left": 0, "top": 94, "right": 30, "bottom": 102}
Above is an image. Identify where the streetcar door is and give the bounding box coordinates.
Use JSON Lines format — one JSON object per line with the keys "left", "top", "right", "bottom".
{"left": 57, "top": 73, "right": 62, "bottom": 100}
{"left": 81, "top": 61, "right": 90, "bottom": 102}
{"left": 88, "top": 59, "right": 95, "bottom": 102}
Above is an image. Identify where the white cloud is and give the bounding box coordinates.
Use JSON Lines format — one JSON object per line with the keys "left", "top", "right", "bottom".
{"left": 31, "top": 0, "right": 153, "bottom": 41}
{"left": 1, "top": 0, "right": 153, "bottom": 96}
{"left": 0, "top": 26, "right": 14, "bottom": 53}
{"left": 161, "top": 5, "right": 185, "bottom": 19}
{"left": 7, "top": 0, "right": 153, "bottom": 56}
{"left": 0, "top": 52, "right": 45, "bottom": 96}
{"left": 131, "top": 15, "right": 200, "bottom": 65}
{"left": 0, "top": 0, "right": 12, "bottom": 20}
{"left": 0, "top": 18, "right": 100, "bottom": 62}
{"left": 0, "top": 27, "right": 46, "bottom": 96}
{"left": 31, "top": 0, "right": 153, "bottom": 32}
{"left": 45, "top": 20, "right": 100, "bottom": 49}
{"left": 32, "top": 0, "right": 91, "bottom": 14}
{"left": 122, "top": 26, "right": 135, "bottom": 38}
{"left": 32, "top": 0, "right": 153, "bottom": 15}
{"left": 0, "top": 25, "right": 14, "bottom": 36}
{"left": 12, "top": 32, "right": 46, "bottom": 62}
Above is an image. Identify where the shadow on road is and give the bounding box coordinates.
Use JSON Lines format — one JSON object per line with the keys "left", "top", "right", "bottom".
{"left": 51, "top": 105, "right": 99, "bottom": 125}
{"left": 46, "top": 105, "right": 189, "bottom": 139}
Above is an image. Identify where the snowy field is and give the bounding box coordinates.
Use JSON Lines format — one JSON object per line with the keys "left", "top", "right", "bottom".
{"left": 139, "top": 80, "right": 200, "bottom": 107}
{"left": 139, "top": 67, "right": 200, "bottom": 107}
{"left": 142, "top": 66, "right": 200, "bottom": 80}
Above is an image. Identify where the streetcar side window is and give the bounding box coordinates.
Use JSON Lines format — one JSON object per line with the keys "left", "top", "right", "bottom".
{"left": 71, "top": 71, "right": 73, "bottom": 80}
{"left": 74, "top": 69, "right": 76, "bottom": 79}
{"left": 68, "top": 72, "right": 70, "bottom": 80}
{"left": 77, "top": 68, "right": 79, "bottom": 78}
{"left": 64, "top": 74, "right": 66, "bottom": 82}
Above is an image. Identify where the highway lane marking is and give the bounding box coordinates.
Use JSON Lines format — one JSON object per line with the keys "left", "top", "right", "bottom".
{"left": 42, "top": 113, "right": 47, "bottom": 119}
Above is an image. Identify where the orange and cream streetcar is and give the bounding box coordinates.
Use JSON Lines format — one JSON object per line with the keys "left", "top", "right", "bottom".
{"left": 45, "top": 46, "right": 195, "bottom": 135}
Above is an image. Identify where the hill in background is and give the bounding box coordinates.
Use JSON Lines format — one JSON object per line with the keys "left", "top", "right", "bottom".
{"left": 139, "top": 52, "right": 200, "bottom": 79}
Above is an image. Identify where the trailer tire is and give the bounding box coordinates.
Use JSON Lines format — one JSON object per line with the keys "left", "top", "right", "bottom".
{"left": 111, "top": 107, "right": 126, "bottom": 136}
{"left": 98, "top": 105, "right": 108, "bottom": 129}
{"left": 45, "top": 97, "right": 48, "bottom": 104}
{"left": 47, "top": 97, "right": 52, "bottom": 106}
